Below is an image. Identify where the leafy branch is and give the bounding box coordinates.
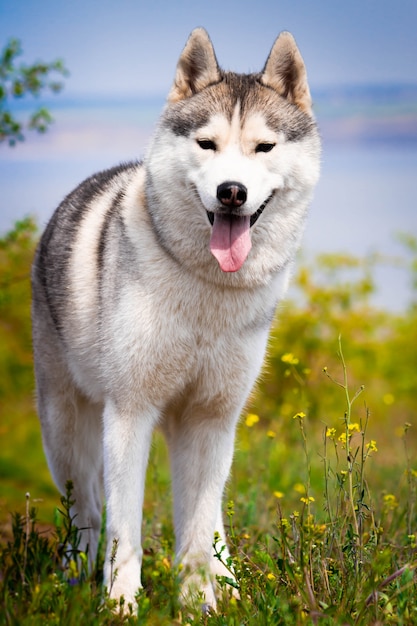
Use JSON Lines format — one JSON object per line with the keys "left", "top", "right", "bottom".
{"left": 0, "top": 38, "right": 68, "bottom": 146}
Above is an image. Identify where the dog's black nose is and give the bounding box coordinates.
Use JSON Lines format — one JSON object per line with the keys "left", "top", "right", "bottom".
{"left": 217, "top": 181, "right": 247, "bottom": 208}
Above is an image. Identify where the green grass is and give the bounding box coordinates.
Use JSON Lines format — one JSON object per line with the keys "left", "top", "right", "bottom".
{"left": 1, "top": 374, "right": 416, "bottom": 624}
{"left": 0, "top": 219, "right": 417, "bottom": 624}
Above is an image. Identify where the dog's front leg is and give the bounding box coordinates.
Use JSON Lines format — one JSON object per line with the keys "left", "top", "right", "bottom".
{"left": 102, "top": 400, "right": 158, "bottom": 607}
{"left": 167, "top": 414, "right": 239, "bottom": 611}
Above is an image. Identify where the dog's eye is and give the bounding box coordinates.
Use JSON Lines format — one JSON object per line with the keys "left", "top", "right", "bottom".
{"left": 197, "top": 139, "right": 216, "bottom": 151}
{"left": 255, "top": 143, "right": 275, "bottom": 153}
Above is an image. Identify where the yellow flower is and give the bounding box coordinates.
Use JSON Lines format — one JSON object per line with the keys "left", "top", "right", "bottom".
{"left": 338, "top": 432, "right": 347, "bottom": 444}
{"left": 366, "top": 440, "right": 378, "bottom": 452}
{"left": 326, "top": 427, "right": 336, "bottom": 439}
{"left": 300, "top": 496, "right": 315, "bottom": 504}
{"left": 293, "top": 483, "right": 306, "bottom": 494}
{"left": 292, "top": 411, "right": 306, "bottom": 420}
{"left": 245, "top": 413, "right": 259, "bottom": 427}
{"left": 266, "top": 572, "right": 276, "bottom": 581}
{"left": 383, "top": 393, "right": 395, "bottom": 405}
{"left": 267, "top": 430, "right": 276, "bottom": 438}
{"left": 281, "top": 353, "right": 299, "bottom": 365}
{"left": 383, "top": 494, "right": 398, "bottom": 510}
{"left": 348, "top": 423, "right": 360, "bottom": 433}
{"left": 273, "top": 491, "right": 284, "bottom": 499}
{"left": 68, "top": 559, "right": 79, "bottom": 578}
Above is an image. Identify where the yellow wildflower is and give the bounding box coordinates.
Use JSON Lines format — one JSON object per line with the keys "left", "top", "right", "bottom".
{"left": 338, "top": 432, "right": 347, "bottom": 444}
{"left": 292, "top": 411, "right": 306, "bottom": 420}
{"left": 245, "top": 413, "right": 259, "bottom": 427}
{"left": 281, "top": 353, "right": 299, "bottom": 365}
{"left": 348, "top": 423, "right": 360, "bottom": 433}
{"left": 397, "top": 423, "right": 412, "bottom": 438}
{"left": 68, "top": 559, "right": 79, "bottom": 579}
{"left": 300, "top": 496, "right": 315, "bottom": 504}
{"left": 383, "top": 393, "right": 395, "bottom": 405}
{"left": 273, "top": 491, "right": 284, "bottom": 499}
{"left": 267, "top": 430, "right": 276, "bottom": 438}
{"left": 267, "top": 572, "right": 276, "bottom": 581}
{"left": 293, "top": 482, "right": 306, "bottom": 494}
{"left": 366, "top": 440, "right": 378, "bottom": 452}
{"left": 383, "top": 494, "right": 398, "bottom": 510}
{"left": 326, "top": 427, "right": 336, "bottom": 439}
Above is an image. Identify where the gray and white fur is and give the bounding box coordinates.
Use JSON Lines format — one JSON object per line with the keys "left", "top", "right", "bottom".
{"left": 32, "top": 27, "right": 320, "bottom": 609}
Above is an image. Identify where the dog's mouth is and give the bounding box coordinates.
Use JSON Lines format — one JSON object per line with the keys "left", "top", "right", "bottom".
{"left": 207, "top": 192, "right": 275, "bottom": 273}
{"left": 206, "top": 191, "right": 274, "bottom": 228}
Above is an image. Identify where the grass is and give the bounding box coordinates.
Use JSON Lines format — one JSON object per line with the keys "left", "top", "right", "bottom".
{"left": 1, "top": 341, "right": 416, "bottom": 624}
{"left": 0, "top": 219, "right": 417, "bottom": 623}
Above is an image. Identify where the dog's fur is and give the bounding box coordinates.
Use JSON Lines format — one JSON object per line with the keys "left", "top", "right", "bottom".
{"left": 32, "top": 28, "right": 320, "bottom": 608}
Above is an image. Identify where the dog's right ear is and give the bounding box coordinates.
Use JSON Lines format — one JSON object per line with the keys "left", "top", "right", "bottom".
{"left": 168, "top": 28, "right": 221, "bottom": 103}
{"left": 261, "top": 32, "right": 312, "bottom": 115}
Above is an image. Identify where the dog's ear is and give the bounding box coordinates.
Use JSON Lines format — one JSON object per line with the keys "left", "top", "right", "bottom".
{"left": 168, "top": 28, "right": 221, "bottom": 103}
{"left": 261, "top": 32, "right": 312, "bottom": 115}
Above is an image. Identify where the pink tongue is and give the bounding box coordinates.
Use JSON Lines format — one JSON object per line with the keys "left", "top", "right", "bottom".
{"left": 210, "top": 214, "right": 252, "bottom": 272}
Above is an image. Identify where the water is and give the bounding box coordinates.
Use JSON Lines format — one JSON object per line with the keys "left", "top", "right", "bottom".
{"left": 1, "top": 102, "right": 416, "bottom": 310}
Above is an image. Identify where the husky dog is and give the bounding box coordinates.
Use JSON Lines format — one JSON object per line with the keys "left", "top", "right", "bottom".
{"left": 32, "top": 28, "right": 320, "bottom": 609}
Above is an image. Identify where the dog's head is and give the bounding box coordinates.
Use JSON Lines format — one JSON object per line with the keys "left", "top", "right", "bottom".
{"left": 146, "top": 28, "right": 320, "bottom": 282}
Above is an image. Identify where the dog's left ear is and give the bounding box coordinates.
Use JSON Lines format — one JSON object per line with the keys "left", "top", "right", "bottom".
{"left": 168, "top": 28, "right": 221, "bottom": 103}
{"left": 261, "top": 32, "right": 312, "bottom": 115}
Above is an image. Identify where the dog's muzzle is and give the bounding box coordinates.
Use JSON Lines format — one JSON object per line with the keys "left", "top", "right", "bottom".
{"left": 206, "top": 190, "right": 275, "bottom": 227}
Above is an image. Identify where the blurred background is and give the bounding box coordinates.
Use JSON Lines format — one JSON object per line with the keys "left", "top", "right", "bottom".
{"left": 0, "top": 1, "right": 416, "bottom": 531}
{"left": 1, "top": 0, "right": 416, "bottom": 309}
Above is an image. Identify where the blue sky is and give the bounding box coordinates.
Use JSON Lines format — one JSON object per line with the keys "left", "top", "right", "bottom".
{"left": 1, "top": 0, "right": 417, "bottom": 97}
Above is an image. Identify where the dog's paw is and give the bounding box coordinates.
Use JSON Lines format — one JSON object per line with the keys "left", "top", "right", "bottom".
{"left": 180, "top": 571, "right": 217, "bottom": 613}
{"left": 106, "top": 557, "right": 142, "bottom": 611}
{"left": 211, "top": 555, "right": 240, "bottom": 600}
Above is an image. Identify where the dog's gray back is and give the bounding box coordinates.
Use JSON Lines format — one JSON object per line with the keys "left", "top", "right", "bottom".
{"left": 32, "top": 162, "right": 140, "bottom": 337}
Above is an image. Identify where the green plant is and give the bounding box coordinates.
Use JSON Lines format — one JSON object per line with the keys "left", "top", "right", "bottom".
{"left": 0, "top": 38, "right": 68, "bottom": 146}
